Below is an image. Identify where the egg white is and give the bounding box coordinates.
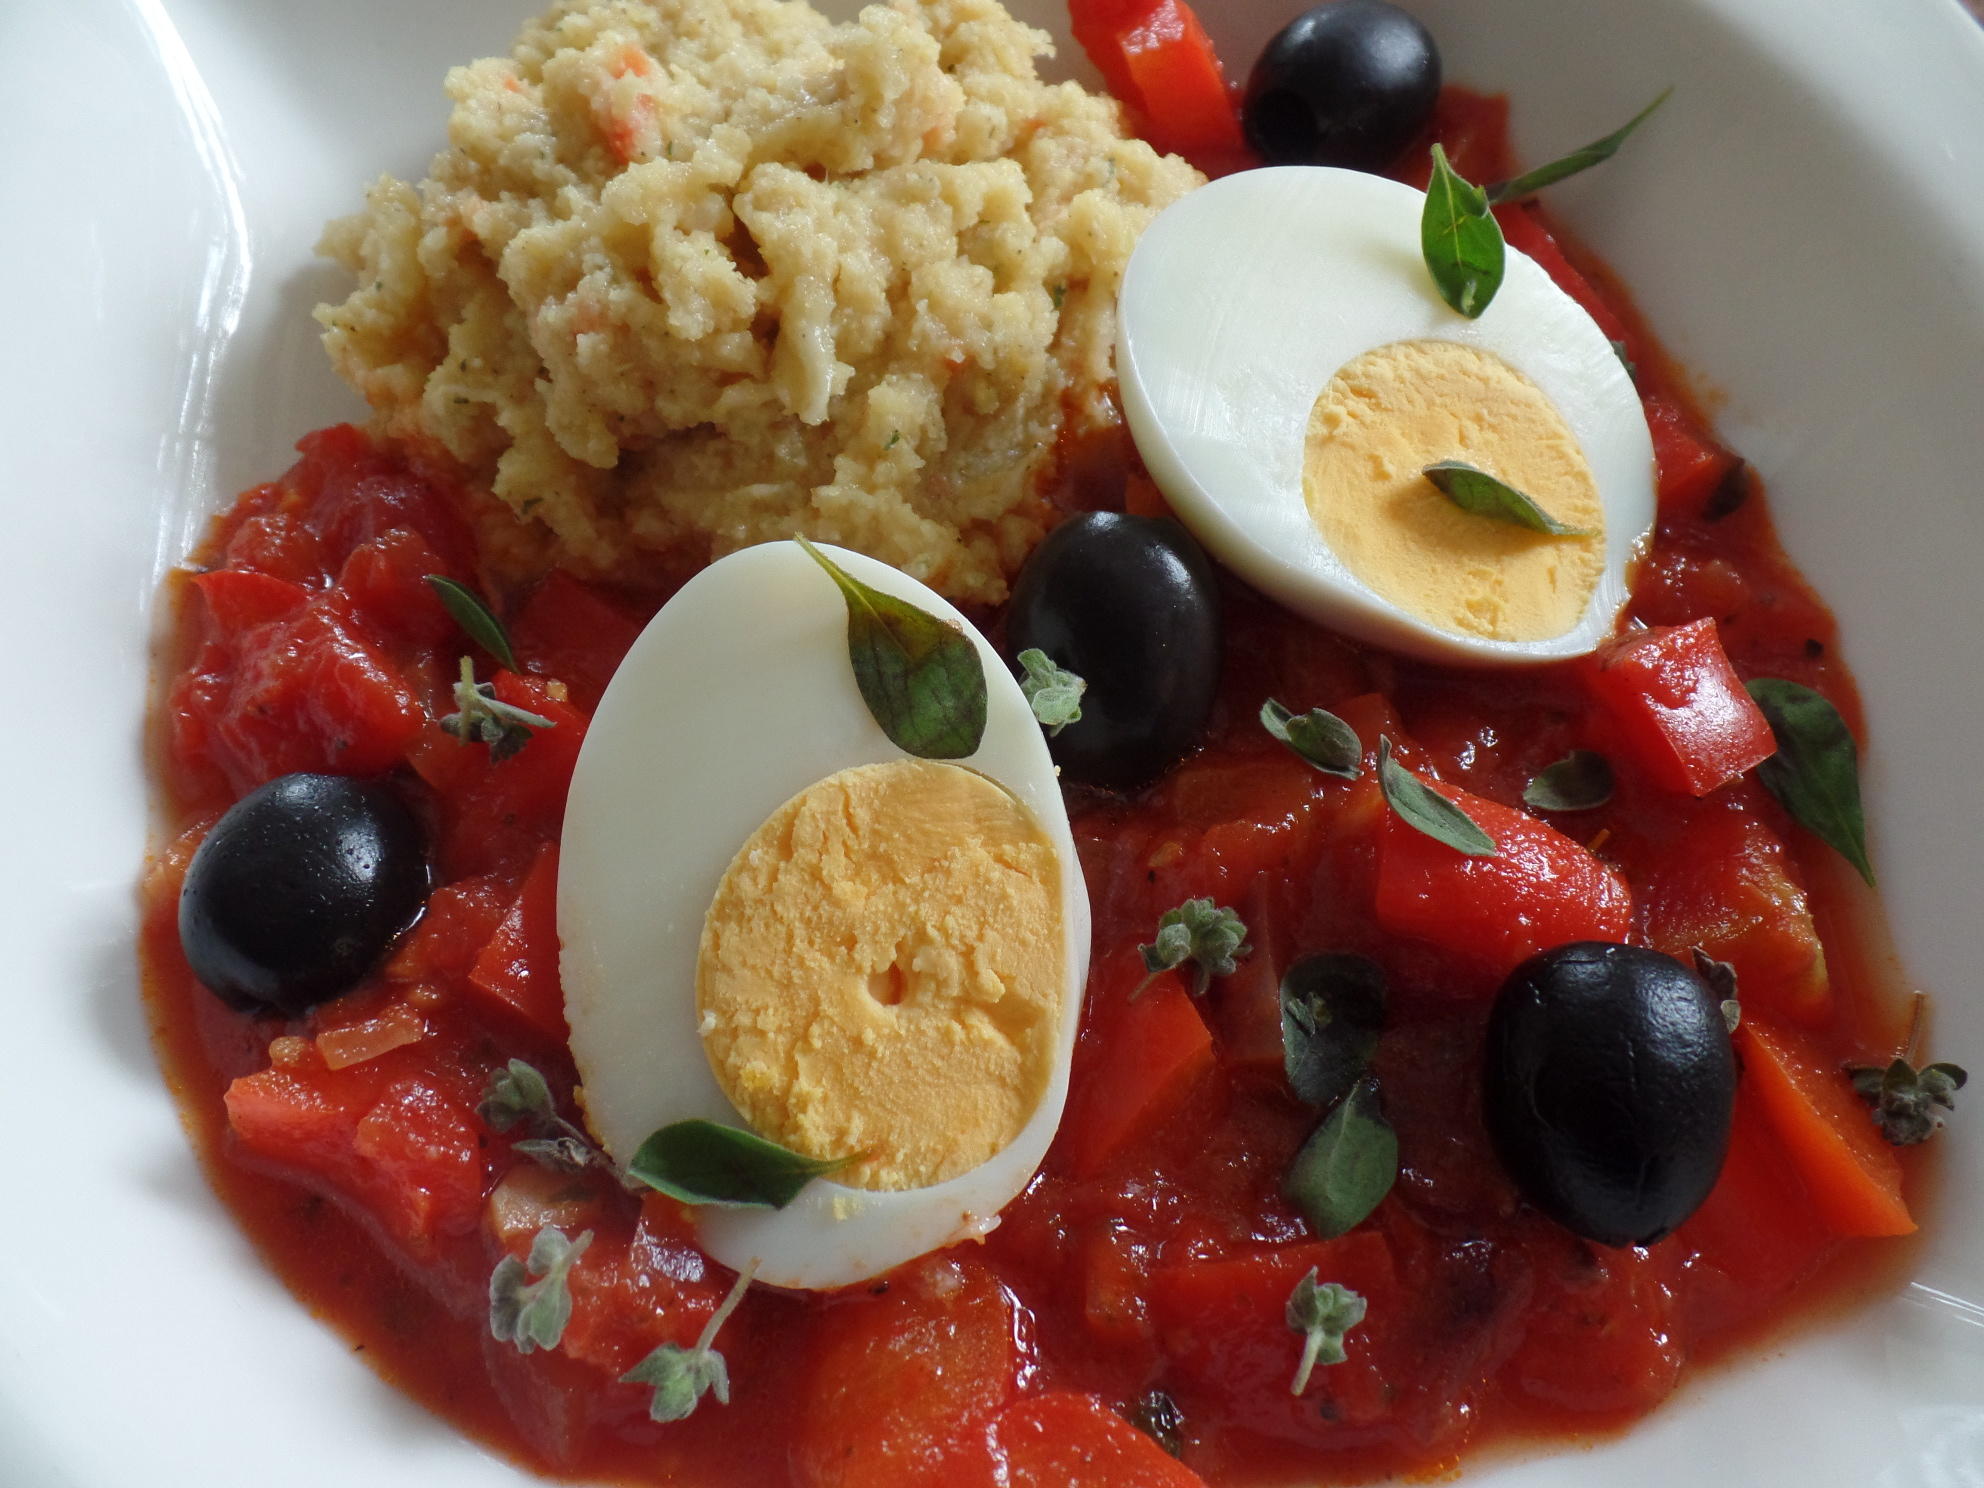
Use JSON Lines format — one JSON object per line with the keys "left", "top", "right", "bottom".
{"left": 558, "top": 540, "right": 1090, "bottom": 1290}
{"left": 1116, "top": 165, "right": 1656, "bottom": 664}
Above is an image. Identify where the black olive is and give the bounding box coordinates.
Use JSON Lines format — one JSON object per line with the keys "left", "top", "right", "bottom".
{"left": 1005, "top": 512, "right": 1221, "bottom": 791}
{"left": 1242, "top": 0, "right": 1442, "bottom": 171}
{"left": 178, "top": 773, "right": 431, "bottom": 1016}
{"left": 1483, "top": 942, "right": 1735, "bottom": 1247}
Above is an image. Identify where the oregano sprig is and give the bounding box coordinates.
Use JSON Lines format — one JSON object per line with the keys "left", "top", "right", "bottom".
{"left": 1261, "top": 699, "right": 1361, "bottom": 779}
{"left": 621, "top": 1259, "right": 759, "bottom": 1422}
{"left": 1689, "top": 947, "right": 1742, "bottom": 1035}
{"left": 440, "top": 656, "right": 555, "bottom": 762}
{"left": 1849, "top": 1058, "right": 1968, "bottom": 1147}
{"left": 489, "top": 1225, "right": 592, "bottom": 1354}
{"left": 479, "top": 1060, "right": 616, "bottom": 1177}
{"left": 425, "top": 574, "right": 518, "bottom": 671}
{"left": 1016, "top": 648, "right": 1086, "bottom": 736}
{"left": 1138, "top": 898, "right": 1250, "bottom": 998}
{"left": 1285, "top": 1270, "right": 1368, "bottom": 1396}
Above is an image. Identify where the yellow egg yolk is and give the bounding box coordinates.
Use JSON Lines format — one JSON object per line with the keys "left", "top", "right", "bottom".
{"left": 1304, "top": 339, "right": 1606, "bottom": 642}
{"left": 696, "top": 758, "right": 1063, "bottom": 1192}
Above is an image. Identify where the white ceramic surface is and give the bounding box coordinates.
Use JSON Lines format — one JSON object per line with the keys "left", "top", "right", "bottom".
{"left": 4, "top": 0, "right": 1980, "bottom": 1483}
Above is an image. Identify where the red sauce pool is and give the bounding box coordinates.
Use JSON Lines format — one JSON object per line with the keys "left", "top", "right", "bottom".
{"left": 141, "top": 89, "right": 1928, "bottom": 1488}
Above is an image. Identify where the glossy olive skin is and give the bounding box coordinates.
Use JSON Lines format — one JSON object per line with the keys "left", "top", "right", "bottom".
{"left": 179, "top": 773, "right": 431, "bottom": 1015}
{"left": 1242, "top": 0, "right": 1442, "bottom": 171}
{"left": 1484, "top": 942, "right": 1736, "bottom": 1248}
{"left": 1005, "top": 512, "right": 1222, "bottom": 791}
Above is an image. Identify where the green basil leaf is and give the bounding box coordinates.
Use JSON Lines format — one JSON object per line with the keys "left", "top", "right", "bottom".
{"left": 426, "top": 575, "right": 518, "bottom": 671}
{"left": 1283, "top": 1077, "right": 1397, "bottom": 1240}
{"left": 1423, "top": 461, "right": 1594, "bottom": 536}
{"left": 626, "top": 1120, "right": 852, "bottom": 1209}
{"left": 1421, "top": 144, "right": 1505, "bottom": 319}
{"left": 1745, "top": 678, "right": 1875, "bottom": 885}
{"left": 1261, "top": 699, "right": 1362, "bottom": 779}
{"left": 1485, "top": 88, "right": 1673, "bottom": 204}
{"left": 798, "top": 537, "right": 987, "bottom": 760}
{"left": 1523, "top": 749, "right": 1615, "bottom": 812}
{"left": 1377, "top": 736, "right": 1497, "bottom": 857}
{"left": 1280, "top": 953, "right": 1386, "bottom": 1110}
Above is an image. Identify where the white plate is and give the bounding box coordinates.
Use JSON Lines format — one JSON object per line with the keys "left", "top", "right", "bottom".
{"left": 5, "top": 0, "right": 1982, "bottom": 1482}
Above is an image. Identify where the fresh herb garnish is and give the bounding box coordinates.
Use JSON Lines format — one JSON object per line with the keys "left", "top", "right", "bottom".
{"left": 1484, "top": 89, "right": 1673, "bottom": 204}
{"left": 797, "top": 535, "right": 987, "bottom": 761}
{"left": 1124, "top": 1390, "right": 1186, "bottom": 1457}
{"left": 626, "top": 1120, "right": 853, "bottom": 1209}
{"left": 440, "top": 656, "right": 555, "bottom": 762}
{"left": 1423, "top": 461, "right": 1594, "bottom": 536}
{"left": 1524, "top": 749, "right": 1615, "bottom": 812}
{"left": 1745, "top": 678, "right": 1875, "bottom": 885}
{"left": 489, "top": 1225, "right": 592, "bottom": 1355}
{"left": 1609, "top": 338, "right": 1639, "bottom": 386}
{"left": 479, "top": 1059, "right": 616, "bottom": 1177}
{"left": 1377, "top": 737, "right": 1496, "bottom": 857}
{"left": 425, "top": 574, "right": 518, "bottom": 671}
{"left": 1261, "top": 699, "right": 1361, "bottom": 779}
{"left": 1420, "top": 143, "right": 1505, "bottom": 318}
{"left": 1280, "top": 954, "right": 1386, "bottom": 1110}
{"left": 1016, "top": 648, "right": 1086, "bottom": 736}
{"left": 1138, "top": 898, "right": 1251, "bottom": 998}
{"left": 621, "top": 1259, "right": 758, "bottom": 1422}
{"left": 1285, "top": 1270, "right": 1368, "bottom": 1396}
{"left": 1849, "top": 1058, "right": 1968, "bottom": 1147}
{"left": 1690, "top": 947, "right": 1742, "bottom": 1034}
{"left": 1283, "top": 1075, "right": 1398, "bottom": 1240}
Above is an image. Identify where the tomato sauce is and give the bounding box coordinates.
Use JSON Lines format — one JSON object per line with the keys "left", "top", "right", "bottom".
{"left": 142, "top": 90, "right": 1926, "bottom": 1487}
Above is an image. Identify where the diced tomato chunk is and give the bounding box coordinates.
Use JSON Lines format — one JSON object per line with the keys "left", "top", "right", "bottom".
{"left": 468, "top": 842, "right": 568, "bottom": 1040}
{"left": 1737, "top": 1017, "right": 1913, "bottom": 1238}
{"left": 1148, "top": 1235, "right": 1398, "bottom": 1447}
{"left": 351, "top": 1076, "right": 488, "bottom": 1244}
{"left": 1644, "top": 396, "right": 1744, "bottom": 519}
{"left": 510, "top": 569, "right": 646, "bottom": 711}
{"left": 385, "top": 871, "right": 515, "bottom": 987}
{"left": 1375, "top": 781, "right": 1632, "bottom": 979}
{"left": 792, "top": 1258, "right": 1023, "bottom": 1488}
{"left": 334, "top": 527, "right": 459, "bottom": 651}
{"left": 1639, "top": 795, "right": 1831, "bottom": 1027}
{"left": 994, "top": 1392, "right": 1207, "bottom": 1487}
{"left": 192, "top": 569, "right": 308, "bottom": 636}
{"left": 1501, "top": 1233, "right": 1682, "bottom": 1416}
{"left": 1583, "top": 619, "right": 1775, "bottom": 796}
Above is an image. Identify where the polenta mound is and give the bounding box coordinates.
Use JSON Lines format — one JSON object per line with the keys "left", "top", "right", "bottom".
{"left": 315, "top": 0, "right": 1201, "bottom": 603}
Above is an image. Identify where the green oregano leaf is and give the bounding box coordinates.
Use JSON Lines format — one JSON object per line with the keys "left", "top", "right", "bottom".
{"left": 798, "top": 536, "right": 987, "bottom": 760}
{"left": 1283, "top": 1076, "right": 1398, "bottom": 1241}
{"left": 426, "top": 574, "right": 519, "bottom": 671}
{"left": 1421, "top": 144, "right": 1505, "bottom": 318}
{"left": 1016, "top": 648, "right": 1086, "bottom": 736}
{"left": 1377, "top": 736, "right": 1497, "bottom": 857}
{"left": 1285, "top": 1270, "right": 1368, "bottom": 1396}
{"left": 488, "top": 1225, "right": 592, "bottom": 1354}
{"left": 621, "top": 1260, "right": 757, "bottom": 1422}
{"left": 1745, "top": 678, "right": 1875, "bottom": 885}
{"left": 1261, "top": 699, "right": 1361, "bottom": 779}
{"left": 479, "top": 1058, "right": 554, "bottom": 1134}
{"left": 1523, "top": 749, "right": 1615, "bottom": 812}
{"left": 1485, "top": 88, "right": 1673, "bottom": 204}
{"left": 1423, "top": 461, "right": 1594, "bottom": 536}
{"left": 626, "top": 1120, "right": 853, "bottom": 1209}
{"left": 1280, "top": 954, "right": 1386, "bottom": 1110}
{"left": 440, "top": 656, "right": 555, "bottom": 762}
{"left": 1847, "top": 1057, "right": 1968, "bottom": 1147}
{"left": 1137, "top": 898, "right": 1250, "bottom": 998}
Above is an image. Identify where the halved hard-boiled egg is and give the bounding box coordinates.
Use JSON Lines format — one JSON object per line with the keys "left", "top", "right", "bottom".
{"left": 1116, "top": 166, "right": 1655, "bottom": 664}
{"left": 558, "top": 541, "right": 1089, "bottom": 1290}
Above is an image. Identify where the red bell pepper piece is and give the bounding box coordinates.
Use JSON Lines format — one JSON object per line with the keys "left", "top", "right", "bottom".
{"left": 1737, "top": 1017, "right": 1914, "bottom": 1238}
{"left": 1645, "top": 396, "right": 1744, "bottom": 519}
{"left": 191, "top": 569, "right": 308, "bottom": 637}
{"left": 1116, "top": 0, "right": 1244, "bottom": 157}
{"left": 468, "top": 841, "right": 568, "bottom": 1040}
{"left": 995, "top": 1392, "right": 1207, "bottom": 1486}
{"left": 1375, "top": 779, "right": 1632, "bottom": 978}
{"left": 1583, "top": 618, "right": 1775, "bottom": 796}
{"left": 1057, "top": 964, "right": 1213, "bottom": 1178}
